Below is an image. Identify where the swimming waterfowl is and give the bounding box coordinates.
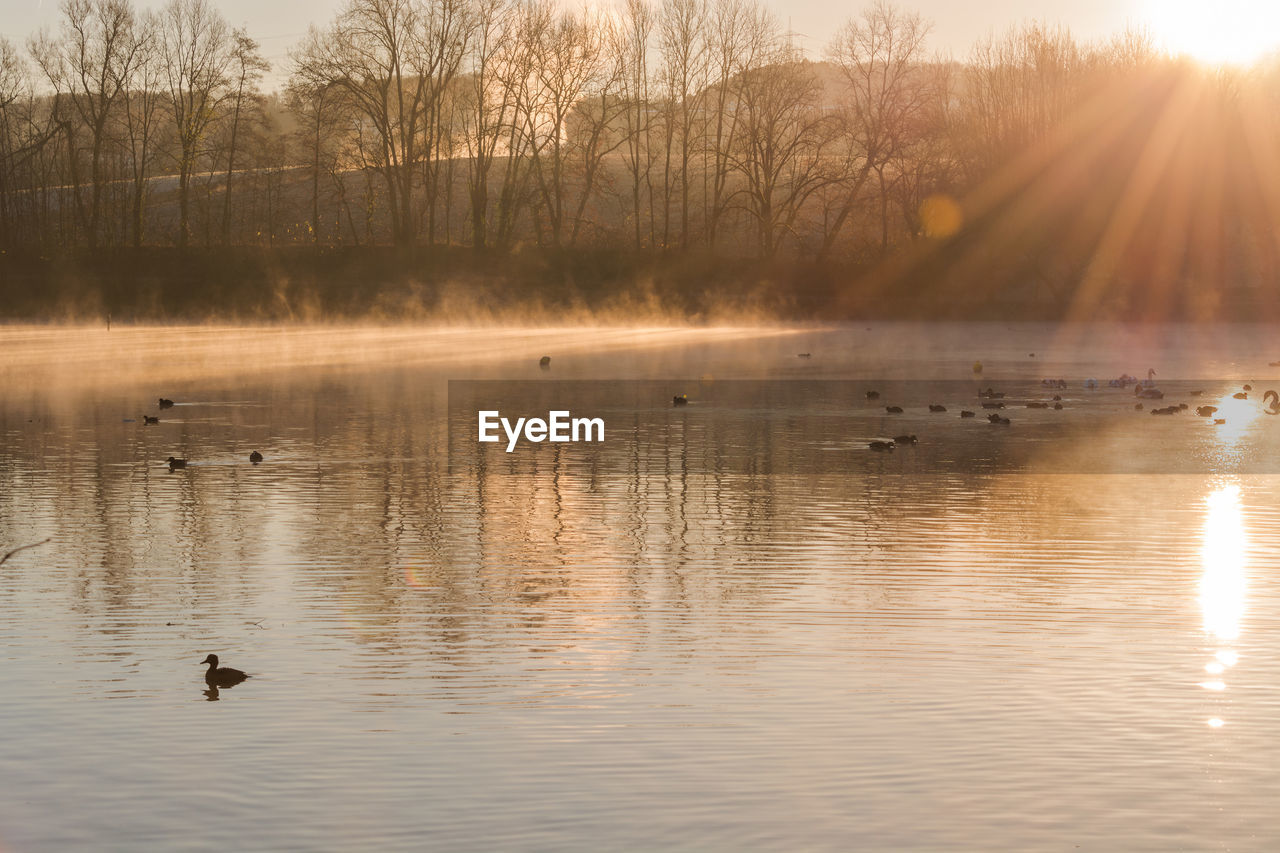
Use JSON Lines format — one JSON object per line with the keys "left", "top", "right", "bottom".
{"left": 929, "top": 404, "right": 947, "bottom": 412}
{"left": 981, "top": 402, "right": 1005, "bottom": 409}
{"left": 865, "top": 390, "right": 880, "bottom": 400}
{"left": 868, "top": 440, "right": 894, "bottom": 451}
{"left": 1243, "top": 384, "right": 1252, "bottom": 391}
{"left": 1135, "top": 403, "right": 1143, "bottom": 410}
{"left": 201, "top": 654, "right": 250, "bottom": 688}
{"left": 539, "top": 356, "right": 551, "bottom": 368}
{"left": 1264, "top": 390, "right": 1279, "bottom": 414}
{"left": 1233, "top": 392, "right": 1248, "bottom": 400}
{"left": 1026, "top": 402, "right": 1048, "bottom": 409}
{"left": 960, "top": 410, "right": 975, "bottom": 418}
{"left": 1196, "top": 406, "right": 1218, "bottom": 417}
{"left": 978, "top": 388, "right": 1004, "bottom": 399}
{"left": 143, "top": 415, "right": 159, "bottom": 425}
{"left": 158, "top": 398, "right": 175, "bottom": 408}
{"left": 673, "top": 394, "right": 688, "bottom": 406}
{"left": 893, "top": 434, "right": 917, "bottom": 445}
{"left": 885, "top": 406, "right": 903, "bottom": 414}
{"left": 1150, "top": 406, "right": 1179, "bottom": 415}
{"left": 1135, "top": 386, "right": 1164, "bottom": 399}
{"left": 797, "top": 353, "right": 812, "bottom": 358}
{"left": 987, "top": 413, "right": 1010, "bottom": 425}
{"left": 1053, "top": 402, "right": 1063, "bottom": 410}
{"left": 167, "top": 457, "right": 186, "bottom": 469}
{"left": 249, "top": 451, "right": 263, "bottom": 463}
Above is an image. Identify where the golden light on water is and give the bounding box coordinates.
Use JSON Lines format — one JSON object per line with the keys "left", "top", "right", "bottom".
{"left": 1198, "top": 485, "right": 1247, "bottom": 726}
{"left": 1199, "top": 485, "right": 1247, "bottom": 642}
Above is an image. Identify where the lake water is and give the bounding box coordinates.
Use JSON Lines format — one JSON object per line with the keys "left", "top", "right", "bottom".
{"left": 2, "top": 323, "right": 1280, "bottom": 850}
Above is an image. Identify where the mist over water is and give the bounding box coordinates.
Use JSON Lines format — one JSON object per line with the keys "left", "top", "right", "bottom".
{"left": 4, "top": 323, "right": 1280, "bottom": 850}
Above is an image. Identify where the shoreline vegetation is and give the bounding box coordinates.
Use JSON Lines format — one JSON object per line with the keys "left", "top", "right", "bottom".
{"left": 2, "top": 245, "right": 1277, "bottom": 323}
{"left": 3, "top": 0, "right": 1280, "bottom": 322}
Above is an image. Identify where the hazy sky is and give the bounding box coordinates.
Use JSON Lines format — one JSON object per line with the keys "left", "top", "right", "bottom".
{"left": 5, "top": 0, "right": 1266, "bottom": 87}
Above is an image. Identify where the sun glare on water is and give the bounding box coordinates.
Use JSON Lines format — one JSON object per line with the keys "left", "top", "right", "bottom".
{"left": 1144, "top": 0, "right": 1280, "bottom": 65}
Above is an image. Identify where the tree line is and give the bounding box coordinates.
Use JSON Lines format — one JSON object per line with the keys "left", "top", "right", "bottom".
{"left": 0, "top": 0, "right": 1274, "bottom": 270}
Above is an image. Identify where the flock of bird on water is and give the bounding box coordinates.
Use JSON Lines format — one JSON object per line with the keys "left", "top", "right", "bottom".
{"left": 675, "top": 360, "right": 1280, "bottom": 452}
{"left": 149, "top": 352, "right": 1280, "bottom": 687}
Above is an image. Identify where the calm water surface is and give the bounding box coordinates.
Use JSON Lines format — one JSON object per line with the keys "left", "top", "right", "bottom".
{"left": 2, "top": 323, "right": 1280, "bottom": 850}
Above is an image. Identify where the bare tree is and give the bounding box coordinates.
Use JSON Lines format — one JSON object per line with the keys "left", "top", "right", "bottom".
{"left": 30, "top": 0, "right": 142, "bottom": 249}
{"left": 460, "top": 0, "right": 515, "bottom": 250}
{"left": 617, "top": 0, "right": 655, "bottom": 249}
{"left": 822, "top": 1, "right": 935, "bottom": 256}
{"left": 221, "top": 29, "right": 269, "bottom": 244}
{"left": 160, "top": 0, "right": 232, "bottom": 247}
{"left": 657, "top": 0, "right": 707, "bottom": 248}
{"left": 729, "top": 42, "right": 837, "bottom": 259}
{"left": 120, "top": 11, "right": 163, "bottom": 247}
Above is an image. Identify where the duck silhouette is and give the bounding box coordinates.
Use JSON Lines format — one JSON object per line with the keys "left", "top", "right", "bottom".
{"left": 928, "top": 404, "right": 947, "bottom": 412}
{"left": 201, "top": 654, "right": 250, "bottom": 689}
{"left": 158, "top": 398, "right": 175, "bottom": 409}
{"left": 167, "top": 457, "right": 187, "bottom": 470}
{"left": 868, "top": 440, "right": 894, "bottom": 451}
{"left": 249, "top": 451, "right": 263, "bottom": 464}
{"left": 143, "top": 415, "right": 159, "bottom": 425}
{"left": 539, "top": 356, "right": 551, "bottom": 369}
{"left": 673, "top": 394, "right": 688, "bottom": 406}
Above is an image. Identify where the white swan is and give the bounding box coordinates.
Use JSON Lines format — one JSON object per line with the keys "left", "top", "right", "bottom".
{"left": 1264, "top": 390, "right": 1279, "bottom": 415}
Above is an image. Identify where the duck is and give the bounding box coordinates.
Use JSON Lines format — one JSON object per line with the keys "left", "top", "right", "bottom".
{"left": 201, "top": 654, "right": 250, "bottom": 688}
{"left": 979, "top": 388, "right": 1004, "bottom": 399}
{"left": 143, "top": 415, "right": 159, "bottom": 425}
{"left": 981, "top": 401, "right": 1005, "bottom": 409}
{"left": 249, "top": 451, "right": 263, "bottom": 463}
{"left": 158, "top": 398, "right": 175, "bottom": 408}
{"left": 988, "top": 413, "right": 1010, "bottom": 425}
{"left": 797, "top": 353, "right": 812, "bottom": 358}
{"left": 960, "top": 410, "right": 976, "bottom": 418}
{"left": 972, "top": 361, "right": 983, "bottom": 373}
{"left": 1243, "top": 384, "right": 1253, "bottom": 391}
{"left": 1233, "top": 392, "right": 1248, "bottom": 400}
{"left": 885, "top": 406, "right": 903, "bottom": 414}
{"left": 868, "top": 440, "right": 894, "bottom": 451}
{"left": 865, "top": 390, "right": 880, "bottom": 400}
{"left": 892, "top": 434, "right": 917, "bottom": 445}
{"left": 1151, "top": 406, "right": 1178, "bottom": 415}
{"left": 928, "top": 404, "right": 947, "bottom": 412}
{"left": 673, "top": 394, "right": 688, "bottom": 406}
{"left": 167, "top": 457, "right": 187, "bottom": 469}
{"left": 1196, "top": 406, "right": 1218, "bottom": 417}
{"left": 1053, "top": 402, "right": 1063, "bottom": 410}
{"left": 1026, "top": 402, "right": 1048, "bottom": 409}
{"left": 1135, "top": 403, "right": 1144, "bottom": 410}
{"left": 539, "top": 356, "right": 551, "bottom": 368}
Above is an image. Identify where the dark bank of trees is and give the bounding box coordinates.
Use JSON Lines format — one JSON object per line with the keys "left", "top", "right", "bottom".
{"left": 3, "top": 0, "right": 1280, "bottom": 319}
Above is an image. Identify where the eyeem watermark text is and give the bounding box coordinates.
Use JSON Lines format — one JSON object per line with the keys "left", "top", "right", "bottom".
{"left": 478, "top": 410, "right": 605, "bottom": 452}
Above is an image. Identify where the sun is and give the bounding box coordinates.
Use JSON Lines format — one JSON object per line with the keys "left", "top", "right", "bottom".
{"left": 1142, "top": 0, "right": 1280, "bottom": 65}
